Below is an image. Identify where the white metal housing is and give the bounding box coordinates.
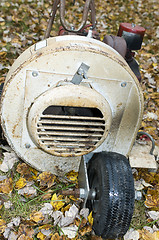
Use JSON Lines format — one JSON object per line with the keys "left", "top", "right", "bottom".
{"left": 1, "top": 35, "right": 144, "bottom": 175}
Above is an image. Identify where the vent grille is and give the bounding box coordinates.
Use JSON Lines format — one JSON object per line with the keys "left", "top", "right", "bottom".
{"left": 37, "top": 111, "right": 106, "bottom": 156}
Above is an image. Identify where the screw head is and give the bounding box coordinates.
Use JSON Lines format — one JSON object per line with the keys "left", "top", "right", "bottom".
{"left": 121, "top": 82, "right": 127, "bottom": 87}
{"left": 32, "top": 71, "right": 38, "bottom": 77}
{"left": 25, "top": 143, "right": 31, "bottom": 149}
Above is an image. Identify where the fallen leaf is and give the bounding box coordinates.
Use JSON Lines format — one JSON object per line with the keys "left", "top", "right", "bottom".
{"left": 50, "top": 193, "right": 65, "bottom": 211}
{"left": 18, "top": 224, "right": 34, "bottom": 238}
{"left": 15, "top": 177, "right": 27, "bottom": 189}
{"left": 8, "top": 231, "right": 18, "bottom": 240}
{"left": 138, "top": 229, "right": 159, "bottom": 240}
{"left": 52, "top": 211, "right": 63, "bottom": 226}
{"left": 145, "top": 194, "right": 159, "bottom": 210}
{"left": 61, "top": 225, "right": 78, "bottom": 238}
{"left": 4, "top": 200, "right": 12, "bottom": 209}
{"left": 88, "top": 211, "right": 94, "bottom": 226}
{"left": 38, "top": 171, "right": 56, "bottom": 188}
{"left": 16, "top": 163, "right": 33, "bottom": 180}
{"left": 145, "top": 186, "right": 159, "bottom": 210}
{"left": 0, "top": 219, "right": 6, "bottom": 234}
{"left": 40, "top": 203, "right": 53, "bottom": 216}
{"left": 18, "top": 185, "right": 37, "bottom": 198}
{"left": 41, "top": 229, "right": 52, "bottom": 236}
{"left": 0, "top": 177, "right": 13, "bottom": 194}
{"left": 51, "top": 233, "right": 60, "bottom": 240}
{"left": 0, "top": 152, "right": 19, "bottom": 172}
{"left": 147, "top": 211, "right": 159, "bottom": 221}
{"left": 80, "top": 208, "right": 89, "bottom": 220}
{"left": 79, "top": 225, "right": 92, "bottom": 236}
{"left": 66, "top": 170, "right": 78, "bottom": 183}
{"left": 37, "top": 232, "right": 46, "bottom": 240}
{"left": 124, "top": 228, "right": 140, "bottom": 240}
{"left": 30, "top": 211, "right": 44, "bottom": 223}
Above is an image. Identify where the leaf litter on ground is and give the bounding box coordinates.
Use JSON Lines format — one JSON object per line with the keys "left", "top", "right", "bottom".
{"left": 0, "top": 0, "right": 159, "bottom": 239}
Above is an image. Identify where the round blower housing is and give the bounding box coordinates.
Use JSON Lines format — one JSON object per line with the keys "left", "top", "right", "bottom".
{"left": 0, "top": 35, "right": 143, "bottom": 175}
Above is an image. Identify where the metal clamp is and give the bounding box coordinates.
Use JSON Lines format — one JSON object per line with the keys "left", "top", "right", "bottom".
{"left": 71, "top": 62, "right": 90, "bottom": 85}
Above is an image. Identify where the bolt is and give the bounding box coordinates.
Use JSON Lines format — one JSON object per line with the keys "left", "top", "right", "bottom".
{"left": 61, "top": 189, "right": 80, "bottom": 197}
{"left": 25, "top": 143, "right": 31, "bottom": 149}
{"left": 32, "top": 71, "right": 38, "bottom": 77}
{"left": 77, "top": 68, "right": 83, "bottom": 75}
{"left": 121, "top": 82, "right": 127, "bottom": 87}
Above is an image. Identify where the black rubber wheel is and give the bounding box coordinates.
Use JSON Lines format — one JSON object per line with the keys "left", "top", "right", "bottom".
{"left": 87, "top": 152, "right": 135, "bottom": 239}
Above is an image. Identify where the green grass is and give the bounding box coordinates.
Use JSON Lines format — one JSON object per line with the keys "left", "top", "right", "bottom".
{"left": 1, "top": 190, "right": 44, "bottom": 222}
{"left": 130, "top": 200, "right": 148, "bottom": 230}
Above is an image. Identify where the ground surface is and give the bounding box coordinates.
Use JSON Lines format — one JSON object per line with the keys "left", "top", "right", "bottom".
{"left": 0, "top": 0, "right": 159, "bottom": 239}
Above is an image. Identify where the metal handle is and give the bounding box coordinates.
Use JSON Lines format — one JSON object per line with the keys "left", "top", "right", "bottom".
{"left": 60, "top": 0, "right": 91, "bottom": 32}
{"left": 45, "top": 0, "right": 96, "bottom": 38}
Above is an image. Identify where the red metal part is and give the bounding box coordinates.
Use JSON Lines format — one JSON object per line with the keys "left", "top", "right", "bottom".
{"left": 118, "top": 23, "right": 145, "bottom": 38}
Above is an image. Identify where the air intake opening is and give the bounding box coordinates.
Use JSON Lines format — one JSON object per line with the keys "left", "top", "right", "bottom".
{"left": 37, "top": 105, "right": 106, "bottom": 156}
{"left": 42, "top": 106, "right": 104, "bottom": 118}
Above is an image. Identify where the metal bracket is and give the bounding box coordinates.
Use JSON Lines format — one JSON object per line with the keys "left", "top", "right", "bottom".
{"left": 78, "top": 157, "right": 90, "bottom": 207}
{"left": 71, "top": 63, "right": 90, "bottom": 85}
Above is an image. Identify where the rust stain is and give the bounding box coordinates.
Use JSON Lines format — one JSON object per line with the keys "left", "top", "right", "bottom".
{"left": 12, "top": 123, "right": 20, "bottom": 138}
{"left": 117, "top": 103, "right": 123, "bottom": 108}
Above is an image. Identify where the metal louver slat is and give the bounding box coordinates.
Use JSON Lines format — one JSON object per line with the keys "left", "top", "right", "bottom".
{"left": 38, "top": 136, "right": 99, "bottom": 141}
{"left": 38, "top": 119, "right": 105, "bottom": 126}
{"left": 40, "top": 141, "right": 95, "bottom": 147}
{"left": 37, "top": 112, "right": 106, "bottom": 156}
{"left": 38, "top": 131, "right": 103, "bottom": 137}
{"left": 40, "top": 115, "right": 105, "bottom": 120}
{"left": 37, "top": 125, "right": 104, "bottom": 132}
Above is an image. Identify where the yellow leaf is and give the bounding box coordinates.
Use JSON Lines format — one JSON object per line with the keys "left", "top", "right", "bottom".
{"left": 18, "top": 224, "right": 34, "bottom": 238}
{"left": 51, "top": 233, "right": 60, "bottom": 240}
{"left": 61, "top": 204, "right": 71, "bottom": 213}
{"left": 0, "top": 52, "right": 7, "bottom": 58}
{"left": 0, "top": 219, "right": 6, "bottom": 234}
{"left": 38, "top": 224, "right": 52, "bottom": 230}
{"left": 18, "top": 234, "right": 33, "bottom": 240}
{"left": 38, "top": 172, "right": 56, "bottom": 188}
{"left": 30, "top": 211, "right": 44, "bottom": 223}
{"left": 88, "top": 211, "right": 94, "bottom": 226}
{"left": 29, "top": 167, "right": 38, "bottom": 180}
{"left": 69, "top": 195, "right": 79, "bottom": 201}
{"left": 15, "top": 177, "right": 27, "bottom": 189}
{"left": 152, "top": 231, "right": 159, "bottom": 239}
{"left": 66, "top": 170, "right": 78, "bottom": 183}
{"left": 79, "top": 225, "right": 92, "bottom": 236}
{"left": 0, "top": 178, "right": 13, "bottom": 194}
{"left": 138, "top": 229, "right": 159, "bottom": 240}
{"left": 145, "top": 192, "right": 159, "bottom": 211}
{"left": 37, "top": 232, "right": 46, "bottom": 240}
{"left": 0, "top": 22, "right": 5, "bottom": 26}
{"left": 50, "top": 193, "right": 65, "bottom": 210}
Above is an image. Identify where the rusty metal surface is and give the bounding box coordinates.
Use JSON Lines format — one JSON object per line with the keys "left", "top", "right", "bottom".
{"left": 103, "top": 35, "right": 127, "bottom": 58}
{"left": 45, "top": 0, "right": 60, "bottom": 39}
